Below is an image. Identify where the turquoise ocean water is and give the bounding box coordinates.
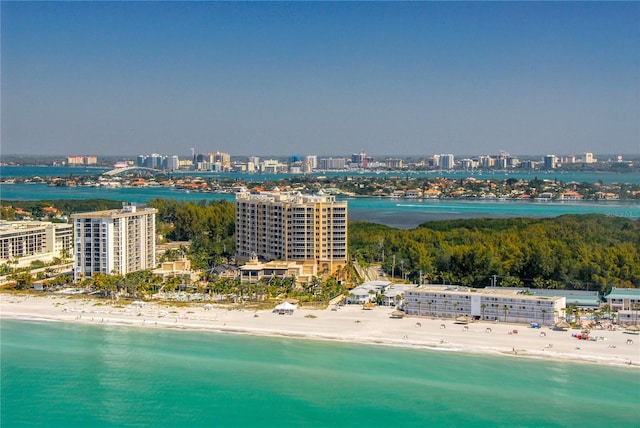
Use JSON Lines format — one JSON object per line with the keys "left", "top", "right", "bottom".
{"left": 2, "top": 167, "right": 640, "bottom": 426}
{"left": 2, "top": 319, "right": 639, "bottom": 428}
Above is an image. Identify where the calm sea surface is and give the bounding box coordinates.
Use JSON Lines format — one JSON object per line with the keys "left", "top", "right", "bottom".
{"left": 2, "top": 165, "right": 640, "bottom": 184}
{"left": 2, "top": 166, "right": 639, "bottom": 227}
{"left": 1, "top": 183, "right": 639, "bottom": 228}
{"left": 2, "top": 319, "right": 639, "bottom": 428}
{"left": 2, "top": 168, "right": 640, "bottom": 426}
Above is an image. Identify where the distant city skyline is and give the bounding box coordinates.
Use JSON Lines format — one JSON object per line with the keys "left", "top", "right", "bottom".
{"left": 2, "top": 2, "right": 639, "bottom": 156}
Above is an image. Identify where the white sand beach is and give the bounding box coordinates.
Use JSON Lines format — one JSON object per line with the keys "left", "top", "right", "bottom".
{"left": 2, "top": 293, "right": 639, "bottom": 368}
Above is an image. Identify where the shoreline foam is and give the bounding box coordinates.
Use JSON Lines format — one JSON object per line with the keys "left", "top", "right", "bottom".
{"left": 2, "top": 293, "right": 638, "bottom": 368}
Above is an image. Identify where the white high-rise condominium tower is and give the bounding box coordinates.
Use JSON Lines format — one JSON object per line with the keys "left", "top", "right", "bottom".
{"left": 71, "top": 204, "right": 157, "bottom": 282}
{"left": 306, "top": 155, "right": 317, "bottom": 170}
{"left": 543, "top": 155, "right": 557, "bottom": 169}
{"left": 235, "top": 189, "right": 347, "bottom": 274}
{"left": 583, "top": 152, "right": 596, "bottom": 164}
{"left": 440, "top": 154, "right": 455, "bottom": 169}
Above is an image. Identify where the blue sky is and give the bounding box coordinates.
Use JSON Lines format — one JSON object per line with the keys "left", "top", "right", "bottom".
{"left": 2, "top": 1, "right": 638, "bottom": 158}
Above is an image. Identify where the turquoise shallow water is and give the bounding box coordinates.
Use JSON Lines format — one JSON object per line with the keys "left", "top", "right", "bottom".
{"left": 2, "top": 319, "right": 639, "bottom": 427}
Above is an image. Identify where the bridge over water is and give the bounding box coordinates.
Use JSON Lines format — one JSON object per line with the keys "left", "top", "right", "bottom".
{"left": 102, "top": 166, "right": 162, "bottom": 176}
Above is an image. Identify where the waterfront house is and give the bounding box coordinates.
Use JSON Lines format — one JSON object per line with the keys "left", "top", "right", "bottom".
{"left": 346, "top": 281, "right": 391, "bottom": 304}
{"left": 558, "top": 192, "right": 583, "bottom": 200}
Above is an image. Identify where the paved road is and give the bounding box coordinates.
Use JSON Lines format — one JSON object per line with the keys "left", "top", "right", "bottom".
{"left": 362, "top": 264, "right": 388, "bottom": 282}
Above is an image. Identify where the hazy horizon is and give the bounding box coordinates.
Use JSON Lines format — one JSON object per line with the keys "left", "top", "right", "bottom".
{"left": 1, "top": 152, "right": 638, "bottom": 161}
{"left": 2, "top": 2, "right": 639, "bottom": 157}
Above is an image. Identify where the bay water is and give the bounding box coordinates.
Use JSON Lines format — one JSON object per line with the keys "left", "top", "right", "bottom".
{"left": 2, "top": 166, "right": 639, "bottom": 228}
{"left": 2, "top": 183, "right": 639, "bottom": 228}
{"left": 2, "top": 319, "right": 639, "bottom": 427}
{"left": 2, "top": 165, "right": 640, "bottom": 185}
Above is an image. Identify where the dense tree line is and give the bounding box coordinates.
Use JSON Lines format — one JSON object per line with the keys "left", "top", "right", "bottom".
{"left": 1, "top": 199, "right": 123, "bottom": 220}
{"left": 4, "top": 198, "right": 639, "bottom": 294}
{"left": 349, "top": 215, "right": 640, "bottom": 293}
{"left": 147, "top": 198, "right": 236, "bottom": 270}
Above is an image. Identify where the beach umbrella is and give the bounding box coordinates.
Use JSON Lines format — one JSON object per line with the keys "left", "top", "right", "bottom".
{"left": 554, "top": 321, "right": 570, "bottom": 330}
{"left": 455, "top": 315, "right": 471, "bottom": 324}
{"left": 624, "top": 324, "right": 640, "bottom": 333}
{"left": 363, "top": 302, "right": 376, "bottom": 310}
{"left": 390, "top": 310, "right": 405, "bottom": 319}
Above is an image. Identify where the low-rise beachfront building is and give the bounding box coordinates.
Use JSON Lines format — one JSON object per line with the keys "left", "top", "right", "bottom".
{"left": 346, "top": 281, "right": 391, "bottom": 304}
{"left": 238, "top": 257, "right": 319, "bottom": 285}
{"left": 617, "top": 310, "right": 640, "bottom": 327}
{"left": 605, "top": 287, "right": 640, "bottom": 312}
{"left": 0, "top": 221, "right": 73, "bottom": 267}
{"left": 483, "top": 287, "right": 602, "bottom": 314}
{"left": 152, "top": 259, "right": 200, "bottom": 284}
{"left": 345, "top": 281, "right": 417, "bottom": 306}
{"left": 383, "top": 284, "right": 415, "bottom": 307}
{"left": 605, "top": 288, "right": 640, "bottom": 326}
{"left": 404, "top": 285, "right": 565, "bottom": 325}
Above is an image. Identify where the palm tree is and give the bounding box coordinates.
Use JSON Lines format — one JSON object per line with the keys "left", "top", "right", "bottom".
{"left": 308, "top": 276, "right": 321, "bottom": 295}
{"left": 395, "top": 294, "right": 403, "bottom": 308}
{"left": 566, "top": 304, "right": 576, "bottom": 324}
{"left": 443, "top": 300, "right": 449, "bottom": 318}
{"left": 601, "top": 303, "right": 611, "bottom": 320}
{"left": 502, "top": 305, "right": 509, "bottom": 322}
{"left": 345, "top": 292, "right": 355, "bottom": 305}
{"left": 481, "top": 303, "right": 486, "bottom": 320}
{"left": 428, "top": 301, "right": 433, "bottom": 317}
{"left": 541, "top": 309, "right": 547, "bottom": 326}
{"left": 9, "top": 271, "right": 33, "bottom": 290}
{"left": 571, "top": 304, "right": 582, "bottom": 324}
{"left": 417, "top": 300, "right": 422, "bottom": 316}
{"left": 162, "top": 276, "right": 180, "bottom": 294}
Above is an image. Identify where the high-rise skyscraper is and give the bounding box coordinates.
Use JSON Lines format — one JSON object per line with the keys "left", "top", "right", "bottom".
{"left": 351, "top": 151, "right": 367, "bottom": 167}
{"left": 306, "top": 155, "right": 317, "bottom": 170}
{"left": 440, "top": 154, "right": 455, "bottom": 169}
{"left": 235, "top": 189, "right": 347, "bottom": 274}
{"left": 71, "top": 204, "right": 157, "bottom": 282}
{"left": 543, "top": 155, "right": 557, "bottom": 169}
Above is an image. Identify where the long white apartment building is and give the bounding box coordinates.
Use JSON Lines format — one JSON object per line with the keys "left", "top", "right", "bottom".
{"left": 404, "top": 286, "right": 565, "bottom": 325}
{"left": 0, "top": 221, "right": 73, "bottom": 267}
{"left": 235, "top": 189, "right": 347, "bottom": 274}
{"left": 71, "top": 204, "right": 157, "bottom": 282}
